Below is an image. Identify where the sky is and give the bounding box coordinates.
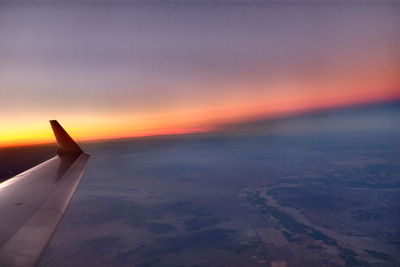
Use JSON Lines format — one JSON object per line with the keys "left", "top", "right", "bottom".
{"left": 0, "top": 1, "right": 399, "bottom": 147}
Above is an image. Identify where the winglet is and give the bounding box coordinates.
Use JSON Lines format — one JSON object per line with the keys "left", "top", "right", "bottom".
{"left": 50, "top": 120, "right": 83, "bottom": 156}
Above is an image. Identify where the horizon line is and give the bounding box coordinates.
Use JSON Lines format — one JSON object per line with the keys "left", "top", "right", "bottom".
{"left": 1, "top": 96, "right": 398, "bottom": 149}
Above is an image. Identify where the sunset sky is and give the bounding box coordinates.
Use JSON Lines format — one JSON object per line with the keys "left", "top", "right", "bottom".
{"left": 1, "top": 1, "right": 399, "bottom": 147}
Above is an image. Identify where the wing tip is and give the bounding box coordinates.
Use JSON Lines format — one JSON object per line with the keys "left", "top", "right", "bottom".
{"left": 50, "top": 120, "right": 83, "bottom": 156}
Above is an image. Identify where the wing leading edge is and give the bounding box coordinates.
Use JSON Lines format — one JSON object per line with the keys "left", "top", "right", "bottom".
{"left": 0, "top": 121, "right": 90, "bottom": 267}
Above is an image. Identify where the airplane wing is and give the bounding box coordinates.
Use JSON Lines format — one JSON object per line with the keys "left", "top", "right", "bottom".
{"left": 0, "top": 121, "right": 90, "bottom": 267}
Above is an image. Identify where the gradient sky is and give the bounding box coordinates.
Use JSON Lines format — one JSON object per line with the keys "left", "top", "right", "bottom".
{"left": 1, "top": 1, "right": 399, "bottom": 146}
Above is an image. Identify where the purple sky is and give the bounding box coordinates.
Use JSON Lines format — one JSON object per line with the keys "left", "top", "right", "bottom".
{"left": 0, "top": 1, "right": 399, "bottom": 145}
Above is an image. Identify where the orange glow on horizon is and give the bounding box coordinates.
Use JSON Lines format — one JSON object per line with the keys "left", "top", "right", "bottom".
{"left": 1, "top": 91, "right": 399, "bottom": 148}
{"left": 2, "top": 56, "right": 399, "bottom": 148}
